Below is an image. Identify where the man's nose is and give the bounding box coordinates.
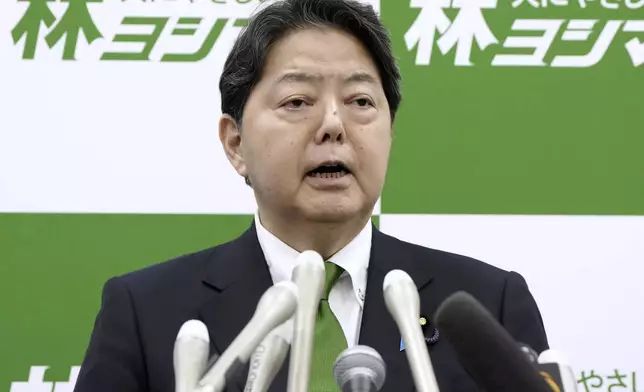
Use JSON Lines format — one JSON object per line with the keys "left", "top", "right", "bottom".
{"left": 314, "top": 102, "right": 346, "bottom": 144}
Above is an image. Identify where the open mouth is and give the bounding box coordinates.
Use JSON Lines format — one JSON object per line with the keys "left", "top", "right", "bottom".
{"left": 307, "top": 163, "right": 351, "bottom": 179}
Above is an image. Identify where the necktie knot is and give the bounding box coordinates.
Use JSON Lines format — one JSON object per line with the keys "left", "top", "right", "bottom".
{"left": 322, "top": 261, "right": 344, "bottom": 300}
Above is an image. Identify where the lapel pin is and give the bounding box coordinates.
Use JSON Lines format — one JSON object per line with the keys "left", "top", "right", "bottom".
{"left": 400, "top": 316, "right": 439, "bottom": 351}
{"left": 420, "top": 314, "right": 440, "bottom": 346}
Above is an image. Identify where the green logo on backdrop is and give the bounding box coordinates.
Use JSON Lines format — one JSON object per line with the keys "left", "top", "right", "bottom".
{"left": 12, "top": 0, "right": 102, "bottom": 60}
{"left": 10, "top": 0, "right": 256, "bottom": 61}
{"left": 403, "top": 0, "right": 644, "bottom": 67}
{"left": 9, "top": 0, "right": 644, "bottom": 65}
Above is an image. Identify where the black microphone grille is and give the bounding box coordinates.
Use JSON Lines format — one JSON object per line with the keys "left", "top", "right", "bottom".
{"left": 434, "top": 291, "right": 552, "bottom": 392}
{"left": 333, "top": 345, "right": 386, "bottom": 391}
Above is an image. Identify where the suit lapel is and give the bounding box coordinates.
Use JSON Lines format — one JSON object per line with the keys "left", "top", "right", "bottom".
{"left": 198, "top": 222, "right": 289, "bottom": 392}
{"left": 359, "top": 226, "right": 435, "bottom": 392}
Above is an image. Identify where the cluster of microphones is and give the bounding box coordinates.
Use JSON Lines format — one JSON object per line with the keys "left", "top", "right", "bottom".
{"left": 173, "top": 251, "right": 578, "bottom": 392}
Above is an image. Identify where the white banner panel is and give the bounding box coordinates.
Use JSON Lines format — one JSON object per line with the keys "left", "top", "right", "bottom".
{"left": 0, "top": 0, "right": 381, "bottom": 215}
{"left": 380, "top": 213, "right": 644, "bottom": 390}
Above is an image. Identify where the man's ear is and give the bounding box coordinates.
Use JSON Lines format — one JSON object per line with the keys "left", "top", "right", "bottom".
{"left": 219, "top": 114, "right": 248, "bottom": 179}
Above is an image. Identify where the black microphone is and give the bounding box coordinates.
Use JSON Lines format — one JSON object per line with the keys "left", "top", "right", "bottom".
{"left": 518, "top": 342, "right": 540, "bottom": 364}
{"left": 434, "top": 291, "right": 552, "bottom": 392}
{"left": 519, "top": 344, "right": 579, "bottom": 391}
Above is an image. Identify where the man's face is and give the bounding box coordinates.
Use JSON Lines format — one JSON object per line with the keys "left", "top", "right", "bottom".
{"left": 221, "top": 26, "right": 392, "bottom": 223}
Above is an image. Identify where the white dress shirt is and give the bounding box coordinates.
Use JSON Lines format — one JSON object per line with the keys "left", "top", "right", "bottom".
{"left": 254, "top": 212, "right": 372, "bottom": 347}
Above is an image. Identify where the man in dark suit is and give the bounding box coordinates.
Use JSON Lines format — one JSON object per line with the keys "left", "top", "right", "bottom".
{"left": 73, "top": 0, "right": 549, "bottom": 391}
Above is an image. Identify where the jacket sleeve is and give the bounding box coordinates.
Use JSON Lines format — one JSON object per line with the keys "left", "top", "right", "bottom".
{"left": 73, "top": 277, "right": 148, "bottom": 392}
{"left": 500, "top": 271, "right": 550, "bottom": 354}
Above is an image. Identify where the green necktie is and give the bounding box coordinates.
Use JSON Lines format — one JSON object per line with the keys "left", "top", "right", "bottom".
{"left": 309, "top": 261, "right": 348, "bottom": 392}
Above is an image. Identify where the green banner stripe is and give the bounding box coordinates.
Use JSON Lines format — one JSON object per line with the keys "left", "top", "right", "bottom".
{"left": 380, "top": 0, "right": 644, "bottom": 215}
{"left": 0, "top": 213, "right": 254, "bottom": 386}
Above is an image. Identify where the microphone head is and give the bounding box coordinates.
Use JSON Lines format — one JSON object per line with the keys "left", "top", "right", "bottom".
{"left": 538, "top": 349, "right": 571, "bottom": 366}
{"left": 538, "top": 349, "right": 579, "bottom": 392}
{"left": 333, "top": 345, "right": 386, "bottom": 391}
{"left": 174, "top": 320, "right": 210, "bottom": 392}
{"left": 292, "top": 250, "right": 325, "bottom": 284}
{"left": 256, "top": 280, "right": 299, "bottom": 315}
{"left": 383, "top": 269, "right": 414, "bottom": 291}
{"left": 292, "top": 250, "right": 325, "bottom": 297}
{"left": 198, "top": 281, "right": 299, "bottom": 389}
{"left": 382, "top": 270, "right": 420, "bottom": 323}
{"left": 296, "top": 250, "right": 325, "bottom": 270}
{"left": 434, "top": 291, "right": 552, "bottom": 392}
{"left": 176, "top": 320, "right": 210, "bottom": 343}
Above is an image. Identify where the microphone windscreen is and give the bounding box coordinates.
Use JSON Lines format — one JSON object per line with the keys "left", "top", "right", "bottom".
{"left": 538, "top": 349, "right": 571, "bottom": 366}
{"left": 177, "top": 320, "right": 210, "bottom": 342}
{"left": 434, "top": 291, "right": 552, "bottom": 392}
{"left": 333, "top": 345, "right": 386, "bottom": 391}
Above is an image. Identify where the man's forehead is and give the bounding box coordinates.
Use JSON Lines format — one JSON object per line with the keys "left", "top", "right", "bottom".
{"left": 263, "top": 26, "right": 377, "bottom": 72}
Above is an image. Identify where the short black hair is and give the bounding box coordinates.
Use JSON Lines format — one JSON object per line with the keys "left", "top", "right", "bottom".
{"left": 219, "top": 0, "right": 402, "bottom": 126}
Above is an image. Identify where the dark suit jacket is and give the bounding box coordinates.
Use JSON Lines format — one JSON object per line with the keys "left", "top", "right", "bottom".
{"left": 73, "top": 223, "right": 549, "bottom": 392}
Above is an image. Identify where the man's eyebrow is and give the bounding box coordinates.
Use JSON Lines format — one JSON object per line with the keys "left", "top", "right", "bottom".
{"left": 273, "top": 71, "right": 379, "bottom": 85}
{"left": 274, "top": 72, "right": 324, "bottom": 85}
{"left": 344, "top": 71, "right": 379, "bottom": 85}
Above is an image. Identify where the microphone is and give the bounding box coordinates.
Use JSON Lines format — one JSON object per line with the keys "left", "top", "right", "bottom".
{"left": 518, "top": 344, "right": 577, "bottom": 392}
{"left": 518, "top": 342, "right": 540, "bottom": 364}
{"left": 333, "top": 345, "right": 386, "bottom": 392}
{"left": 286, "top": 250, "right": 326, "bottom": 392}
{"left": 433, "top": 291, "right": 552, "bottom": 392}
{"left": 198, "top": 281, "right": 299, "bottom": 392}
{"left": 174, "top": 320, "right": 210, "bottom": 392}
{"left": 243, "top": 319, "right": 293, "bottom": 392}
{"left": 537, "top": 349, "right": 578, "bottom": 392}
{"left": 383, "top": 270, "right": 440, "bottom": 392}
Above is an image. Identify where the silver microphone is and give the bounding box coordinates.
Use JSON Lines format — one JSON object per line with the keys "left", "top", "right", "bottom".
{"left": 198, "top": 281, "right": 299, "bottom": 392}
{"left": 174, "top": 320, "right": 210, "bottom": 392}
{"left": 244, "top": 319, "right": 293, "bottom": 392}
{"left": 286, "top": 250, "right": 326, "bottom": 392}
{"left": 383, "top": 270, "right": 440, "bottom": 392}
{"left": 333, "top": 345, "right": 386, "bottom": 392}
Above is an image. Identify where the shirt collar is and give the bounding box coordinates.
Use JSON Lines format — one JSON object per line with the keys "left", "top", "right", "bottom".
{"left": 254, "top": 212, "right": 372, "bottom": 307}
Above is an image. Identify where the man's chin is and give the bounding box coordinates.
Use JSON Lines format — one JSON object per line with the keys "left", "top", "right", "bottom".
{"left": 298, "top": 200, "right": 368, "bottom": 224}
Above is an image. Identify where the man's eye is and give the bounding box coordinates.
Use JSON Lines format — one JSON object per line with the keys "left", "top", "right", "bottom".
{"left": 354, "top": 98, "right": 374, "bottom": 107}
{"left": 284, "top": 99, "right": 307, "bottom": 109}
